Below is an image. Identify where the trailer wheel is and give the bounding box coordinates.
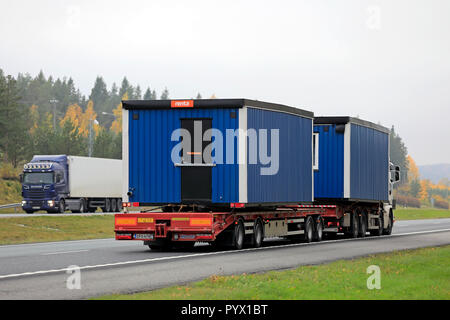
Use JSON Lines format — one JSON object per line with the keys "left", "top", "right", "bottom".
{"left": 314, "top": 216, "right": 323, "bottom": 242}
{"left": 358, "top": 211, "right": 367, "bottom": 238}
{"left": 250, "top": 219, "right": 264, "bottom": 248}
{"left": 304, "top": 216, "right": 314, "bottom": 243}
{"left": 383, "top": 210, "right": 394, "bottom": 235}
{"left": 111, "top": 198, "right": 117, "bottom": 212}
{"left": 116, "top": 199, "right": 122, "bottom": 212}
{"left": 232, "top": 219, "right": 245, "bottom": 250}
{"left": 103, "top": 198, "right": 111, "bottom": 212}
{"left": 148, "top": 239, "right": 171, "bottom": 251}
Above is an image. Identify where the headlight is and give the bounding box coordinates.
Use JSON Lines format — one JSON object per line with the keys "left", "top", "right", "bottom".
{"left": 21, "top": 201, "right": 26, "bottom": 206}
{"left": 47, "top": 200, "right": 55, "bottom": 207}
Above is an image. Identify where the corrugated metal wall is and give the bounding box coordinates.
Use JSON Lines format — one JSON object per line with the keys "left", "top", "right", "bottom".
{"left": 350, "top": 124, "right": 389, "bottom": 201}
{"left": 128, "top": 108, "right": 239, "bottom": 204}
{"left": 313, "top": 124, "right": 344, "bottom": 198}
{"left": 247, "top": 108, "right": 313, "bottom": 203}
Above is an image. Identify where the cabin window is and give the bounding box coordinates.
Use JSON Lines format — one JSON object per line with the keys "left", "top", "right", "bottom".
{"left": 313, "top": 133, "right": 319, "bottom": 170}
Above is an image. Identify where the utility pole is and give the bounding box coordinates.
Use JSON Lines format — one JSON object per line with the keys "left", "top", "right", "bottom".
{"left": 49, "top": 99, "right": 59, "bottom": 132}
{"left": 88, "top": 118, "right": 99, "bottom": 157}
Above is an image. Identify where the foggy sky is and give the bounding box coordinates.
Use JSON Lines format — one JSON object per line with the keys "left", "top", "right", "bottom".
{"left": 1, "top": 0, "right": 449, "bottom": 165}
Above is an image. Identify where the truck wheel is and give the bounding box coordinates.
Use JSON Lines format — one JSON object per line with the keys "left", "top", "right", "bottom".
{"left": 370, "top": 214, "right": 383, "bottom": 236}
{"left": 314, "top": 216, "right": 323, "bottom": 242}
{"left": 58, "top": 199, "right": 65, "bottom": 214}
{"left": 304, "top": 216, "right": 314, "bottom": 243}
{"left": 25, "top": 210, "right": 34, "bottom": 214}
{"left": 232, "top": 219, "right": 245, "bottom": 250}
{"left": 250, "top": 219, "right": 264, "bottom": 248}
{"left": 347, "top": 211, "right": 359, "bottom": 238}
{"left": 358, "top": 211, "right": 367, "bottom": 238}
{"left": 383, "top": 210, "right": 394, "bottom": 235}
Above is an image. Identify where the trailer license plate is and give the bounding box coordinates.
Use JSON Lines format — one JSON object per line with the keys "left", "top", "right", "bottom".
{"left": 134, "top": 234, "right": 153, "bottom": 240}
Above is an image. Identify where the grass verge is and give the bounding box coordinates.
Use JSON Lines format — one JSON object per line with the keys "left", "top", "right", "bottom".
{"left": 395, "top": 207, "right": 450, "bottom": 220}
{"left": 97, "top": 246, "right": 450, "bottom": 300}
{"left": 0, "top": 215, "right": 114, "bottom": 245}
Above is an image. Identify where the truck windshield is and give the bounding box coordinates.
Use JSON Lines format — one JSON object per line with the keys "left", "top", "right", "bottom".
{"left": 23, "top": 172, "right": 54, "bottom": 184}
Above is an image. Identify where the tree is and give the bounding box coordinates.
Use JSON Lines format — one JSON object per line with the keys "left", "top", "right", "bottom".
{"left": 89, "top": 76, "right": 109, "bottom": 113}
{"left": 196, "top": 93, "right": 202, "bottom": 99}
{"left": 134, "top": 85, "right": 142, "bottom": 100}
{"left": 143, "top": 87, "right": 152, "bottom": 100}
{"left": 0, "top": 71, "right": 30, "bottom": 167}
{"left": 160, "top": 87, "right": 169, "bottom": 100}
{"left": 409, "top": 179, "right": 421, "bottom": 197}
{"left": 407, "top": 155, "right": 420, "bottom": 182}
{"left": 111, "top": 93, "right": 126, "bottom": 134}
{"left": 390, "top": 126, "right": 408, "bottom": 185}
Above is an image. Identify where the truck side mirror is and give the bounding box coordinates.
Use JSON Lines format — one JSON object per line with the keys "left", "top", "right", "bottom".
{"left": 19, "top": 174, "right": 23, "bottom": 183}
{"left": 394, "top": 166, "right": 400, "bottom": 182}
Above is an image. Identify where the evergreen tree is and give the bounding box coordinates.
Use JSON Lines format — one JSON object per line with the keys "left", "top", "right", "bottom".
{"left": 390, "top": 126, "right": 408, "bottom": 185}
{"left": 0, "top": 71, "right": 30, "bottom": 167}
{"left": 134, "top": 85, "right": 142, "bottom": 100}
{"left": 143, "top": 87, "right": 152, "bottom": 100}
{"left": 196, "top": 93, "right": 202, "bottom": 99}
{"left": 89, "top": 76, "right": 109, "bottom": 113}
{"left": 160, "top": 87, "right": 169, "bottom": 100}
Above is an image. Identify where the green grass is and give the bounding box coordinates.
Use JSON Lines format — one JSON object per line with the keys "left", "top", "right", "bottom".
{"left": 0, "top": 215, "right": 114, "bottom": 245}
{"left": 395, "top": 207, "right": 450, "bottom": 220}
{"left": 97, "top": 246, "right": 450, "bottom": 300}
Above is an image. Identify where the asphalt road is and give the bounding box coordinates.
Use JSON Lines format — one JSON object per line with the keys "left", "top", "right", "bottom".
{"left": 0, "top": 218, "right": 449, "bottom": 299}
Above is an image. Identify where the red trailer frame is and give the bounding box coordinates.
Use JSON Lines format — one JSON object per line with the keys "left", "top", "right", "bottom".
{"left": 113, "top": 203, "right": 381, "bottom": 250}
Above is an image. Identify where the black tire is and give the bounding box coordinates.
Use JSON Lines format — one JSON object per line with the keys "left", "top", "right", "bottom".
{"left": 232, "top": 219, "right": 245, "bottom": 250}
{"left": 250, "top": 219, "right": 264, "bottom": 248}
{"left": 72, "top": 199, "right": 86, "bottom": 214}
{"left": 111, "top": 198, "right": 117, "bottom": 212}
{"left": 314, "top": 216, "right": 324, "bottom": 242}
{"left": 383, "top": 210, "right": 394, "bottom": 235}
{"left": 358, "top": 211, "right": 367, "bottom": 238}
{"left": 102, "top": 198, "right": 111, "bottom": 213}
{"left": 25, "top": 210, "right": 34, "bottom": 214}
{"left": 58, "top": 199, "right": 65, "bottom": 213}
{"left": 347, "top": 211, "right": 359, "bottom": 238}
{"left": 116, "top": 198, "right": 122, "bottom": 212}
{"left": 304, "top": 216, "right": 314, "bottom": 243}
{"left": 370, "top": 214, "right": 383, "bottom": 236}
{"left": 173, "top": 242, "right": 196, "bottom": 251}
{"left": 148, "top": 239, "right": 171, "bottom": 251}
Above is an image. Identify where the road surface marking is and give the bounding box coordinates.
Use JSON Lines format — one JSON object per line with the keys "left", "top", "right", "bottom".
{"left": 0, "top": 228, "right": 449, "bottom": 280}
{"left": 41, "top": 250, "right": 89, "bottom": 256}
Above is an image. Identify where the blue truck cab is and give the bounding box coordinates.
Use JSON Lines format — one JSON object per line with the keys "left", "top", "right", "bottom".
{"left": 21, "top": 155, "right": 68, "bottom": 213}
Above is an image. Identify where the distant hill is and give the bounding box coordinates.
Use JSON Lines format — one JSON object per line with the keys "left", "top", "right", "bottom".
{"left": 418, "top": 163, "right": 450, "bottom": 184}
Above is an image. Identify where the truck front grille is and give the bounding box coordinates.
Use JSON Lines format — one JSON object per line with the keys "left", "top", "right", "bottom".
{"left": 28, "top": 190, "right": 45, "bottom": 199}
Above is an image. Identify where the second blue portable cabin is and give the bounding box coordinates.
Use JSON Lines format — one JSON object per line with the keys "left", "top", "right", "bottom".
{"left": 122, "top": 99, "right": 314, "bottom": 207}
{"left": 313, "top": 117, "right": 390, "bottom": 202}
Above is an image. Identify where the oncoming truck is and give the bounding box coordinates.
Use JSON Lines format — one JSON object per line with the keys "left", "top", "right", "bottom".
{"left": 114, "top": 99, "right": 400, "bottom": 250}
{"left": 21, "top": 155, "right": 122, "bottom": 214}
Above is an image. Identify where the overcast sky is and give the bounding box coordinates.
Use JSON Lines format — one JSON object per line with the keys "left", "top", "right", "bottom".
{"left": 1, "top": 0, "right": 449, "bottom": 165}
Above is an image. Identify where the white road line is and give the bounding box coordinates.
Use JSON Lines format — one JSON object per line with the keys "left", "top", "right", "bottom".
{"left": 0, "top": 228, "right": 449, "bottom": 280}
{"left": 41, "top": 250, "right": 89, "bottom": 256}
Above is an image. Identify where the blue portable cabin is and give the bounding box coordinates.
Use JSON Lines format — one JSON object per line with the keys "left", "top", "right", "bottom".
{"left": 313, "top": 117, "right": 390, "bottom": 202}
{"left": 122, "top": 99, "right": 314, "bottom": 208}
